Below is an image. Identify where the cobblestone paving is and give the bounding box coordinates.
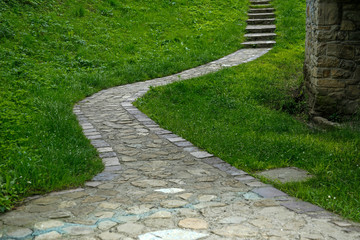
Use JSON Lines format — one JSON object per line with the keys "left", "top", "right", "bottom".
{"left": 1, "top": 48, "right": 360, "bottom": 240}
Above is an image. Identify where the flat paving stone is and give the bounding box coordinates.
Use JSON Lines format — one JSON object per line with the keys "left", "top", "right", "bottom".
{"left": 148, "top": 210, "right": 172, "bottom": 219}
{"left": 131, "top": 179, "right": 168, "bottom": 188}
{"left": 190, "top": 151, "right": 213, "bottom": 159}
{"left": 257, "top": 167, "right": 313, "bottom": 183}
{"left": 63, "top": 226, "right": 95, "bottom": 236}
{"left": 117, "top": 223, "right": 145, "bottom": 235}
{"left": 218, "top": 216, "right": 247, "bottom": 224}
{"left": 35, "top": 231, "right": 62, "bottom": 240}
{"left": 281, "top": 200, "right": 324, "bottom": 213}
{"left": 97, "top": 220, "right": 118, "bottom": 230}
{"left": 252, "top": 187, "right": 288, "bottom": 198}
{"left": 34, "top": 220, "right": 64, "bottom": 230}
{"left": 6, "top": 227, "right": 33, "bottom": 238}
{"left": 98, "top": 231, "right": 126, "bottom": 240}
{"left": 161, "top": 200, "right": 188, "bottom": 208}
{"left": 178, "top": 218, "right": 208, "bottom": 230}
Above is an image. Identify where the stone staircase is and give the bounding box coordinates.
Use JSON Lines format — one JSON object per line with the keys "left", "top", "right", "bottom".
{"left": 242, "top": 0, "right": 276, "bottom": 48}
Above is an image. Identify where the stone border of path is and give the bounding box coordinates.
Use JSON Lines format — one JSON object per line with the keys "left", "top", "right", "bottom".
{"left": 72, "top": 46, "right": 335, "bottom": 220}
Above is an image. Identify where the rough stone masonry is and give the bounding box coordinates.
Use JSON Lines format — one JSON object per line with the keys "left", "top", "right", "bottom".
{"left": 304, "top": 0, "right": 360, "bottom": 117}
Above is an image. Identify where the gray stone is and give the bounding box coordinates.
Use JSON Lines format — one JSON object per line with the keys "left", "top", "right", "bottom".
{"left": 85, "top": 181, "right": 102, "bottom": 188}
{"left": 103, "top": 157, "right": 120, "bottom": 166}
{"left": 97, "top": 220, "right": 118, "bottom": 230}
{"left": 1, "top": 212, "right": 40, "bottom": 227}
{"left": 148, "top": 210, "right": 172, "bottom": 219}
{"left": 193, "top": 202, "right": 227, "bottom": 209}
{"left": 219, "top": 216, "right": 246, "bottom": 224}
{"left": 117, "top": 223, "right": 145, "bottom": 235}
{"left": 63, "top": 226, "right": 94, "bottom": 236}
{"left": 257, "top": 167, "right": 313, "bottom": 183}
{"left": 97, "top": 147, "right": 113, "bottom": 153}
{"left": 252, "top": 187, "right": 287, "bottom": 198}
{"left": 131, "top": 179, "right": 167, "bottom": 188}
{"left": 190, "top": 151, "right": 213, "bottom": 158}
{"left": 127, "top": 204, "right": 152, "bottom": 214}
{"left": 173, "top": 141, "right": 193, "bottom": 147}
{"left": 92, "top": 172, "right": 119, "bottom": 181}
{"left": 161, "top": 200, "right": 188, "bottom": 208}
{"left": 281, "top": 200, "right": 324, "bottom": 213}
{"left": 94, "top": 211, "right": 115, "bottom": 219}
{"left": 246, "top": 181, "right": 267, "bottom": 187}
{"left": 234, "top": 175, "right": 255, "bottom": 182}
{"left": 32, "top": 196, "right": 59, "bottom": 205}
{"left": 47, "top": 211, "right": 72, "bottom": 219}
{"left": 212, "top": 225, "right": 258, "bottom": 237}
{"left": 99, "top": 151, "right": 117, "bottom": 158}
{"left": 98, "top": 232, "right": 126, "bottom": 240}
{"left": 144, "top": 218, "right": 175, "bottom": 228}
{"left": 178, "top": 218, "right": 208, "bottom": 229}
{"left": 91, "top": 139, "right": 110, "bottom": 148}
{"left": 117, "top": 215, "right": 140, "bottom": 223}
{"left": 98, "top": 202, "right": 120, "bottom": 209}
{"left": 34, "top": 220, "right": 64, "bottom": 230}
{"left": 198, "top": 195, "right": 217, "bottom": 202}
{"left": 82, "top": 196, "right": 107, "bottom": 203}
{"left": 7, "top": 227, "right": 33, "bottom": 238}
{"left": 35, "top": 231, "right": 62, "bottom": 240}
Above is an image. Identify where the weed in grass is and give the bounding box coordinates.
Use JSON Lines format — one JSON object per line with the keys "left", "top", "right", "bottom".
{"left": 74, "top": 5, "right": 85, "bottom": 17}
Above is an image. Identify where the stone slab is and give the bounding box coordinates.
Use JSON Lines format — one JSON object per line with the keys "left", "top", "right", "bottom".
{"left": 252, "top": 187, "right": 288, "bottom": 198}
{"left": 256, "top": 167, "right": 313, "bottom": 183}
{"left": 281, "top": 200, "right": 324, "bottom": 213}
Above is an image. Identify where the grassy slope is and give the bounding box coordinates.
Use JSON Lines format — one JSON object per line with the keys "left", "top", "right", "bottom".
{"left": 0, "top": 0, "right": 248, "bottom": 211}
{"left": 136, "top": 0, "right": 360, "bottom": 222}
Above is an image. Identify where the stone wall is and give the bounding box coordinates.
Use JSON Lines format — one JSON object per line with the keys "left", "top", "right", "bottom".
{"left": 304, "top": 0, "right": 360, "bottom": 117}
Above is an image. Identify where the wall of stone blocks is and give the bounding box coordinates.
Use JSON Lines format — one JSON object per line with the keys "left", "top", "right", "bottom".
{"left": 304, "top": 0, "right": 360, "bottom": 117}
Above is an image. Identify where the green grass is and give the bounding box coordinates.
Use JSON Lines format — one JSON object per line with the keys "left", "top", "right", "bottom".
{"left": 0, "top": 0, "right": 248, "bottom": 211}
{"left": 136, "top": 0, "right": 360, "bottom": 222}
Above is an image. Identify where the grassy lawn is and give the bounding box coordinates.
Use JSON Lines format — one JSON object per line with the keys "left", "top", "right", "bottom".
{"left": 136, "top": 0, "right": 360, "bottom": 222}
{"left": 0, "top": 0, "right": 248, "bottom": 211}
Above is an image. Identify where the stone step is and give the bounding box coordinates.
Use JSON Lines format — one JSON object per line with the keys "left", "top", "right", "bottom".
{"left": 247, "top": 18, "right": 275, "bottom": 25}
{"left": 249, "top": 8, "right": 275, "bottom": 13}
{"left": 241, "top": 40, "right": 276, "bottom": 48}
{"left": 250, "top": 4, "right": 272, "bottom": 8}
{"left": 248, "top": 13, "right": 275, "bottom": 19}
{"left": 244, "top": 33, "right": 277, "bottom": 41}
{"left": 246, "top": 25, "right": 276, "bottom": 33}
{"left": 250, "top": 0, "right": 271, "bottom": 5}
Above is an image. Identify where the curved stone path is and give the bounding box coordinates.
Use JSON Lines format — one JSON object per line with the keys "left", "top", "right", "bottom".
{"left": 1, "top": 49, "right": 360, "bottom": 239}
